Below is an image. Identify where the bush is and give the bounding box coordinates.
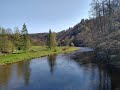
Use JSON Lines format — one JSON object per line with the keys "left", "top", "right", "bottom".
{"left": 54, "top": 49, "right": 57, "bottom": 52}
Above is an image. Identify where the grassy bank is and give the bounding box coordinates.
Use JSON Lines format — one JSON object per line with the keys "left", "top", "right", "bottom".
{"left": 0, "top": 46, "right": 78, "bottom": 65}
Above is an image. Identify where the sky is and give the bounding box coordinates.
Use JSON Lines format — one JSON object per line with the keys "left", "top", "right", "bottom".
{"left": 0, "top": 0, "right": 92, "bottom": 33}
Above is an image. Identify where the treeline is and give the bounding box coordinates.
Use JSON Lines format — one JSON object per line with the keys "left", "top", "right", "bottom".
{"left": 27, "top": 0, "right": 120, "bottom": 56}
{"left": 0, "top": 23, "right": 30, "bottom": 54}
{"left": 79, "top": 0, "right": 120, "bottom": 53}
{"left": 0, "top": 23, "right": 58, "bottom": 55}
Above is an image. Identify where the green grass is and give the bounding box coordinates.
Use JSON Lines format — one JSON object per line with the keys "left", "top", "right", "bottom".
{"left": 0, "top": 46, "right": 78, "bottom": 65}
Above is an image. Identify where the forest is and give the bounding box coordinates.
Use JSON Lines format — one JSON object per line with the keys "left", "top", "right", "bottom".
{"left": 0, "top": 23, "right": 30, "bottom": 54}
{"left": 60, "top": 0, "right": 120, "bottom": 67}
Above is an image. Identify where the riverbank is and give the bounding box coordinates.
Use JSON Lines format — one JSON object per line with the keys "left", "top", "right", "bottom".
{"left": 0, "top": 46, "right": 78, "bottom": 65}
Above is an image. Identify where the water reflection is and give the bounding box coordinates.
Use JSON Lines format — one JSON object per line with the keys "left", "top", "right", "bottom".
{"left": 23, "top": 61, "right": 31, "bottom": 85}
{"left": 69, "top": 50, "right": 119, "bottom": 90}
{"left": 70, "top": 51, "right": 95, "bottom": 63}
{"left": 0, "top": 60, "right": 31, "bottom": 90}
{"left": 75, "top": 63, "right": 112, "bottom": 90}
{"left": 0, "top": 48, "right": 120, "bottom": 90}
{"left": 0, "top": 65, "right": 11, "bottom": 86}
{"left": 17, "top": 61, "right": 31, "bottom": 85}
{"left": 110, "top": 68, "right": 120, "bottom": 89}
{"left": 73, "top": 52, "right": 110, "bottom": 90}
{"left": 47, "top": 54, "right": 56, "bottom": 75}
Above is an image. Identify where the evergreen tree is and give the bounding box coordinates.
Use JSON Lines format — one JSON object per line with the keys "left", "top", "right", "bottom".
{"left": 48, "top": 29, "right": 57, "bottom": 50}
{"left": 21, "top": 23, "right": 30, "bottom": 51}
{"left": 48, "top": 29, "right": 52, "bottom": 49}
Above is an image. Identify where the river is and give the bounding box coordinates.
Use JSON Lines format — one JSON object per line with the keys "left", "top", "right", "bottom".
{"left": 0, "top": 47, "right": 120, "bottom": 90}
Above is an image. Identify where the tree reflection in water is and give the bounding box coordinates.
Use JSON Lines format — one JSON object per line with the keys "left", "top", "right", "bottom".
{"left": 0, "top": 65, "right": 11, "bottom": 86}
{"left": 47, "top": 54, "right": 57, "bottom": 75}
{"left": 69, "top": 50, "right": 120, "bottom": 90}
{"left": 0, "top": 60, "right": 31, "bottom": 90}
{"left": 23, "top": 61, "right": 31, "bottom": 85}
{"left": 0, "top": 49, "right": 120, "bottom": 90}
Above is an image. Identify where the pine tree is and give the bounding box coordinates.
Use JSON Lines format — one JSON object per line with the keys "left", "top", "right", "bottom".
{"left": 48, "top": 29, "right": 57, "bottom": 50}
{"left": 21, "top": 23, "right": 30, "bottom": 51}
{"left": 48, "top": 29, "right": 52, "bottom": 49}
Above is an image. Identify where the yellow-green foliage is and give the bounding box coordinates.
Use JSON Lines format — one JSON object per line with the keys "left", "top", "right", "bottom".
{"left": 0, "top": 46, "right": 78, "bottom": 65}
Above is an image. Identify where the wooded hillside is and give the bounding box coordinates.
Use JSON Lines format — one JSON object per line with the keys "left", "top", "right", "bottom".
{"left": 30, "top": 0, "right": 120, "bottom": 57}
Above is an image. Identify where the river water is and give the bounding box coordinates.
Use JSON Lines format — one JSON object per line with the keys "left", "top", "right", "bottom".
{"left": 0, "top": 47, "right": 120, "bottom": 90}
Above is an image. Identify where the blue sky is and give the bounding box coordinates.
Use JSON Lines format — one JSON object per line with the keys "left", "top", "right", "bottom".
{"left": 0, "top": 0, "right": 92, "bottom": 33}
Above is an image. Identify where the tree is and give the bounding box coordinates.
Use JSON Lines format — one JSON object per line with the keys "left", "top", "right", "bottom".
{"left": 82, "top": 0, "right": 120, "bottom": 52}
{"left": 51, "top": 32, "right": 57, "bottom": 48}
{"left": 21, "top": 23, "right": 30, "bottom": 51}
{"left": 0, "top": 28, "right": 7, "bottom": 53}
{"left": 48, "top": 29, "right": 57, "bottom": 50}
{"left": 14, "top": 27, "right": 21, "bottom": 50}
{"left": 0, "top": 28, "right": 14, "bottom": 54}
{"left": 48, "top": 29, "right": 52, "bottom": 49}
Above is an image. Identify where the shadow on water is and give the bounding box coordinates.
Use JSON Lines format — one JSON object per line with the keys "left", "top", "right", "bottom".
{"left": 0, "top": 47, "right": 120, "bottom": 90}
